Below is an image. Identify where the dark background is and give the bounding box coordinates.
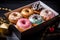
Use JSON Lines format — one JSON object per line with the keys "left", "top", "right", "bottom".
{"left": 0, "top": 0, "right": 60, "bottom": 14}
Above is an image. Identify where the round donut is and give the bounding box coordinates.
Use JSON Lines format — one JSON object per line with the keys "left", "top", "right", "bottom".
{"left": 32, "top": 1, "right": 42, "bottom": 14}
{"left": 16, "top": 18, "right": 32, "bottom": 32}
{"left": 29, "top": 14, "right": 44, "bottom": 26}
{"left": 8, "top": 12, "right": 22, "bottom": 24}
{"left": 32, "top": 1, "right": 42, "bottom": 10}
{"left": 40, "top": 9, "right": 55, "bottom": 21}
{"left": 21, "top": 8, "right": 34, "bottom": 18}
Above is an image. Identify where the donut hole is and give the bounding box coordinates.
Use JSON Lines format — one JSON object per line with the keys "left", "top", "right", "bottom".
{"left": 45, "top": 10, "right": 49, "bottom": 13}
{"left": 26, "top": 10, "right": 29, "bottom": 12}
{"left": 21, "top": 21, "right": 26, "bottom": 24}
{"left": 34, "top": 16, "right": 38, "bottom": 19}
{"left": 13, "top": 14, "right": 17, "bottom": 17}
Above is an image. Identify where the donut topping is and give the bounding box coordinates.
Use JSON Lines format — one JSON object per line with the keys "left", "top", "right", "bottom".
{"left": 32, "top": 1, "right": 42, "bottom": 10}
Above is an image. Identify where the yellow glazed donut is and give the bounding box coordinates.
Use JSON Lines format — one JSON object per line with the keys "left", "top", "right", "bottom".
{"left": 8, "top": 12, "right": 22, "bottom": 24}
{"left": 21, "top": 8, "right": 34, "bottom": 18}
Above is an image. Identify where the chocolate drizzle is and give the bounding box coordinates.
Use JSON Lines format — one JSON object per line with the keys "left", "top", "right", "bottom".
{"left": 32, "top": 1, "right": 42, "bottom": 10}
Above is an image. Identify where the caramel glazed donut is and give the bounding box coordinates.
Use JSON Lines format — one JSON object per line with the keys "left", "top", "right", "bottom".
{"left": 8, "top": 12, "right": 22, "bottom": 24}
{"left": 21, "top": 8, "right": 34, "bottom": 18}
{"left": 16, "top": 18, "right": 32, "bottom": 32}
{"left": 29, "top": 14, "right": 44, "bottom": 26}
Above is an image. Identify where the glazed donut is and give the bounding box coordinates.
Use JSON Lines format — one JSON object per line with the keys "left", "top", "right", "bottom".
{"left": 8, "top": 12, "right": 22, "bottom": 24}
{"left": 32, "top": 1, "right": 42, "bottom": 14}
{"left": 32, "top": 1, "right": 42, "bottom": 10}
{"left": 21, "top": 8, "right": 34, "bottom": 18}
{"left": 29, "top": 14, "right": 44, "bottom": 26}
{"left": 16, "top": 18, "right": 32, "bottom": 32}
{"left": 40, "top": 9, "right": 55, "bottom": 21}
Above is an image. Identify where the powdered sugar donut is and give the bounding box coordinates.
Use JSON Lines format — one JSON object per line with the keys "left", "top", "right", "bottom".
{"left": 16, "top": 18, "right": 32, "bottom": 32}
{"left": 40, "top": 9, "right": 55, "bottom": 21}
{"left": 8, "top": 12, "right": 22, "bottom": 24}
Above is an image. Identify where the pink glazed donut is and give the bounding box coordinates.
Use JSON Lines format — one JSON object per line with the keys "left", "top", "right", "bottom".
{"left": 16, "top": 18, "right": 32, "bottom": 32}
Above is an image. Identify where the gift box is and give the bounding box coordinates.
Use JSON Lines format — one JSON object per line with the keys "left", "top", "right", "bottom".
{"left": 0, "top": 0, "right": 60, "bottom": 40}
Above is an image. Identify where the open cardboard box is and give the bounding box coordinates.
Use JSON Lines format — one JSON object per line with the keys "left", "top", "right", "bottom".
{"left": 4, "top": 1, "right": 60, "bottom": 39}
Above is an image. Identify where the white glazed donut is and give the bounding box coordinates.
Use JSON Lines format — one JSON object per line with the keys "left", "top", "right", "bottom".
{"left": 40, "top": 9, "right": 55, "bottom": 21}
